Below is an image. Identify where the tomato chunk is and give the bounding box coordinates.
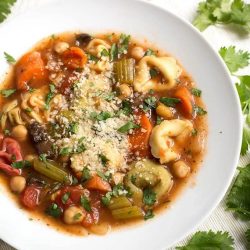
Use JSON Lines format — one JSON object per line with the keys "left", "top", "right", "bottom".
{"left": 62, "top": 47, "right": 87, "bottom": 69}
{"left": 21, "top": 185, "right": 41, "bottom": 209}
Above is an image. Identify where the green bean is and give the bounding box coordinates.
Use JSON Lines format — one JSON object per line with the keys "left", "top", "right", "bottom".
{"left": 33, "top": 158, "right": 69, "bottom": 183}
{"left": 111, "top": 206, "right": 143, "bottom": 220}
{"left": 113, "top": 58, "right": 135, "bottom": 84}
{"left": 108, "top": 196, "right": 132, "bottom": 210}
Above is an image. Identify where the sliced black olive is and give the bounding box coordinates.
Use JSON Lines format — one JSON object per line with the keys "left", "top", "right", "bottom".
{"left": 75, "top": 33, "right": 92, "bottom": 46}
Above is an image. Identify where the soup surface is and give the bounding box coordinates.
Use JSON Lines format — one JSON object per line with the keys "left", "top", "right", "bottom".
{"left": 0, "top": 32, "right": 207, "bottom": 235}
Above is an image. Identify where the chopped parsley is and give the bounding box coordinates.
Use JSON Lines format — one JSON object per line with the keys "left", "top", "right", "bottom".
{"left": 117, "top": 121, "right": 140, "bottom": 133}
{"left": 59, "top": 147, "right": 71, "bottom": 156}
{"left": 144, "top": 209, "right": 154, "bottom": 220}
{"left": 101, "top": 48, "right": 109, "bottom": 57}
{"left": 156, "top": 116, "right": 164, "bottom": 125}
{"left": 80, "top": 195, "right": 92, "bottom": 212}
{"left": 118, "top": 33, "right": 130, "bottom": 55}
{"left": 11, "top": 160, "right": 31, "bottom": 169}
{"left": 81, "top": 167, "right": 91, "bottom": 182}
{"left": 98, "top": 154, "right": 109, "bottom": 166}
{"left": 90, "top": 111, "right": 112, "bottom": 121}
{"left": 73, "top": 213, "right": 82, "bottom": 221}
{"left": 120, "top": 100, "right": 132, "bottom": 116}
{"left": 143, "top": 188, "right": 157, "bottom": 206}
{"left": 68, "top": 122, "right": 79, "bottom": 134}
{"left": 61, "top": 192, "right": 70, "bottom": 204}
{"left": 109, "top": 43, "right": 118, "bottom": 61}
{"left": 143, "top": 96, "right": 157, "bottom": 111}
{"left": 39, "top": 154, "right": 47, "bottom": 162}
{"left": 0, "top": 0, "right": 17, "bottom": 23}
{"left": 144, "top": 48, "right": 155, "bottom": 56}
{"left": 0, "top": 89, "right": 16, "bottom": 98}
{"left": 159, "top": 97, "right": 180, "bottom": 107}
{"left": 192, "top": 128, "right": 198, "bottom": 136}
{"left": 193, "top": 105, "right": 207, "bottom": 115}
{"left": 45, "top": 203, "right": 62, "bottom": 218}
{"left": 4, "top": 52, "right": 16, "bottom": 64}
{"left": 191, "top": 88, "right": 202, "bottom": 97}
{"left": 149, "top": 68, "right": 159, "bottom": 78}
{"left": 24, "top": 107, "right": 32, "bottom": 113}
{"left": 97, "top": 170, "right": 112, "bottom": 182}
{"left": 75, "top": 143, "right": 86, "bottom": 154}
{"left": 45, "top": 84, "right": 56, "bottom": 110}
{"left": 87, "top": 53, "right": 99, "bottom": 62}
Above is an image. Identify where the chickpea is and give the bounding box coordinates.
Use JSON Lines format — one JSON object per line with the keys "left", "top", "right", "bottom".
{"left": 24, "top": 154, "right": 37, "bottom": 164}
{"left": 63, "top": 206, "right": 85, "bottom": 225}
{"left": 11, "top": 125, "right": 28, "bottom": 142}
{"left": 156, "top": 103, "right": 174, "bottom": 120}
{"left": 10, "top": 176, "right": 26, "bottom": 193}
{"left": 131, "top": 46, "right": 144, "bottom": 60}
{"left": 172, "top": 161, "right": 190, "bottom": 178}
{"left": 118, "top": 84, "right": 132, "bottom": 100}
{"left": 89, "top": 223, "right": 110, "bottom": 235}
{"left": 54, "top": 42, "right": 69, "bottom": 54}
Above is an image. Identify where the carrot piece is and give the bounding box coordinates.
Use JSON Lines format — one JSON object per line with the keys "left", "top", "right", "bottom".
{"left": 85, "top": 175, "right": 111, "bottom": 193}
{"left": 173, "top": 86, "right": 194, "bottom": 117}
{"left": 62, "top": 47, "right": 87, "bottom": 69}
{"left": 129, "top": 112, "right": 153, "bottom": 157}
{"left": 16, "top": 51, "right": 47, "bottom": 90}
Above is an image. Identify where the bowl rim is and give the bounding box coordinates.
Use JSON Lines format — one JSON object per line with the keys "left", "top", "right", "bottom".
{"left": 0, "top": 0, "right": 243, "bottom": 249}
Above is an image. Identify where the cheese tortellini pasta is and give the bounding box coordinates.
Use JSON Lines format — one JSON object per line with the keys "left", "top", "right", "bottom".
{"left": 134, "top": 56, "right": 181, "bottom": 93}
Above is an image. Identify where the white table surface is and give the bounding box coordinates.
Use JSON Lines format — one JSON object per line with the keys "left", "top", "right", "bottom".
{"left": 0, "top": 0, "right": 250, "bottom": 249}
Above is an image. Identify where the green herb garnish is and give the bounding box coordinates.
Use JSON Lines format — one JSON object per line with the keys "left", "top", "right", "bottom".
{"left": 80, "top": 195, "right": 92, "bottom": 212}
{"left": 11, "top": 160, "right": 31, "bottom": 169}
{"left": 1, "top": 89, "right": 16, "bottom": 98}
{"left": 191, "top": 88, "right": 202, "bottom": 97}
{"left": 117, "top": 121, "right": 140, "bottom": 133}
{"left": 159, "top": 97, "right": 180, "bottom": 107}
{"left": 144, "top": 48, "right": 155, "bottom": 56}
{"left": 45, "top": 84, "right": 56, "bottom": 110}
{"left": 143, "top": 188, "right": 156, "bottom": 206}
{"left": 144, "top": 209, "right": 154, "bottom": 220}
{"left": 194, "top": 105, "right": 207, "bottom": 115}
{"left": 61, "top": 192, "right": 70, "bottom": 204}
{"left": 46, "top": 203, "right": 62, "bottom": 218}
{"left": 4, "top": 52, "right": 16, "bottom": 64}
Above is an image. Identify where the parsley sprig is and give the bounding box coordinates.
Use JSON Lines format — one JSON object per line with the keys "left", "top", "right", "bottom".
{"left": 0, "top": 0, "right": 16, "bottom": 23}
{"left": 193, "top": 0, "right": 250, "bottom": 34}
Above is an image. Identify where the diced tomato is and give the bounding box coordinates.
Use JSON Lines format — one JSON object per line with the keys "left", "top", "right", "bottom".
{"left": 21, "top": 185, "right": 41, "bottom": 209}
{"left": 55, "top": 186, "right": 87, "bottom": 209}
{"left": 82, "top": 207, "right": 100, "bottom": 227}
{"left": 16, "top": 51, "right": 47, "bottom": 91}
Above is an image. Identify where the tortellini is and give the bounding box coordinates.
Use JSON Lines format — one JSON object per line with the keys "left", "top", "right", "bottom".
{"left": 86, "top": 38, "right": 111, "bottom": 58}
{"left": 86, "top": 38, "right": 111, "bottom": 72}
{"left": 1, "top": 100, "right": 24, "bottom": 129}
{"left": 125, "top": 160, "right": 173, "bottom": 206}
{"left": 149, "top": 119, "right": 193, "bottom": 164}
{"left": 134, "top": 56, "right": 181, "bottom": 93}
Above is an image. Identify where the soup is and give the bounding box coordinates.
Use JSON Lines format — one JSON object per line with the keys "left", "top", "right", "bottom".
{"left": 0, "top": 32, "right": 207, "bottom": 235}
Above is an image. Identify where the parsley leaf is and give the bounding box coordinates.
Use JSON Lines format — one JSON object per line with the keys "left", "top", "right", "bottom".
{"left": 193, "top": 0, "right": 250, "bottom": 34}
{"left": 39, "top": 153, "right": 47, "bottom": 162}
{"left": 143, "top": 96, "right": 157, "bottom": 111}
{"left": 45, "top": 84, "right": 56, "bottom": 110}
{"left": 98, "top": 154, "right": 109, "bottom": 166}
{"left": 0, "top": 88, "right": 16, "bottom": 98}
{"left": 144, "top": 48, "right": 155, "bottom": 56}
{"left": 144, "top": 209, "right": 154, "bottom": 220}
{"left": 81, "top": 167, "right": 91, "bottom": 182}
{"left": 117, "top": 121, "right": 140, "bottom": 133}
{"left": 159, "top": 97, "right": 180, "bottom": 107}
{"left": 11, "top": 160, "right": 31, "bottom": 169}
{"left": 120, "top": 100, "right": 132, "bottom": 116}
{"left": 176, "top": 231, "right": 234, "bottom": 249}
{"left": 68, "top": 122, "right": 79, "bottom": 134}
{"left": 109, "top": 43, "right": 118, "bottom": 61}
{"left": 219, "top": 46, "right": 250, "bottom": 73}
{"left": 61, "top": 192, "right": 70, "bottom": 204}
{"left": 226, "top": 164, "right": 250, "bottom": 220}
{"left": 45, "top": 203, "right": 62, "bottom": 218}
{"left": 193, "top": 105, "right": 207, "bottom": 115}
{"left": 0, "top": 0, "right": 16, "bottom": 23}
{"left": 80, "top": 195, "right": 92, "bottom": 212}
{"left": 59, "top": 147, "right": 71, "bottom": 156}
{"left": 118, "top": 33, "right": 130, "bottom": 55}
{"left": 4, "top": 52, "right": 16, "bottom": 64}
{"left": 191, "top": 88, "right": 202, "bottom": 97}
{"left": 143, "top": 188, "right": 156, "bottom": 206}
{"left": 236, "top": 75, "right": 250, "bottom": 154}
{"left": 90, "top": 111, "right": 112, "bottom": 121}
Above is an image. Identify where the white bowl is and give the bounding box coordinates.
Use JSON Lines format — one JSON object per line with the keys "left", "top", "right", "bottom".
{"left": 0, "top": 0, "right": 242, "bottom": 249}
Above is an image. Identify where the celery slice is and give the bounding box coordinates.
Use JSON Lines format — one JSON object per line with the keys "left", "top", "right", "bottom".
{"left": 33, "top": 158, "right": 69, "bottom": 183}
{"left": 114, "top": 58, "right": 135, "bottom": 84}
{"left": 108, "top": 196, "right": 132, "bottom": 210}
{"left": 111, "top": 206, "right": 143, "bottom": 220}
